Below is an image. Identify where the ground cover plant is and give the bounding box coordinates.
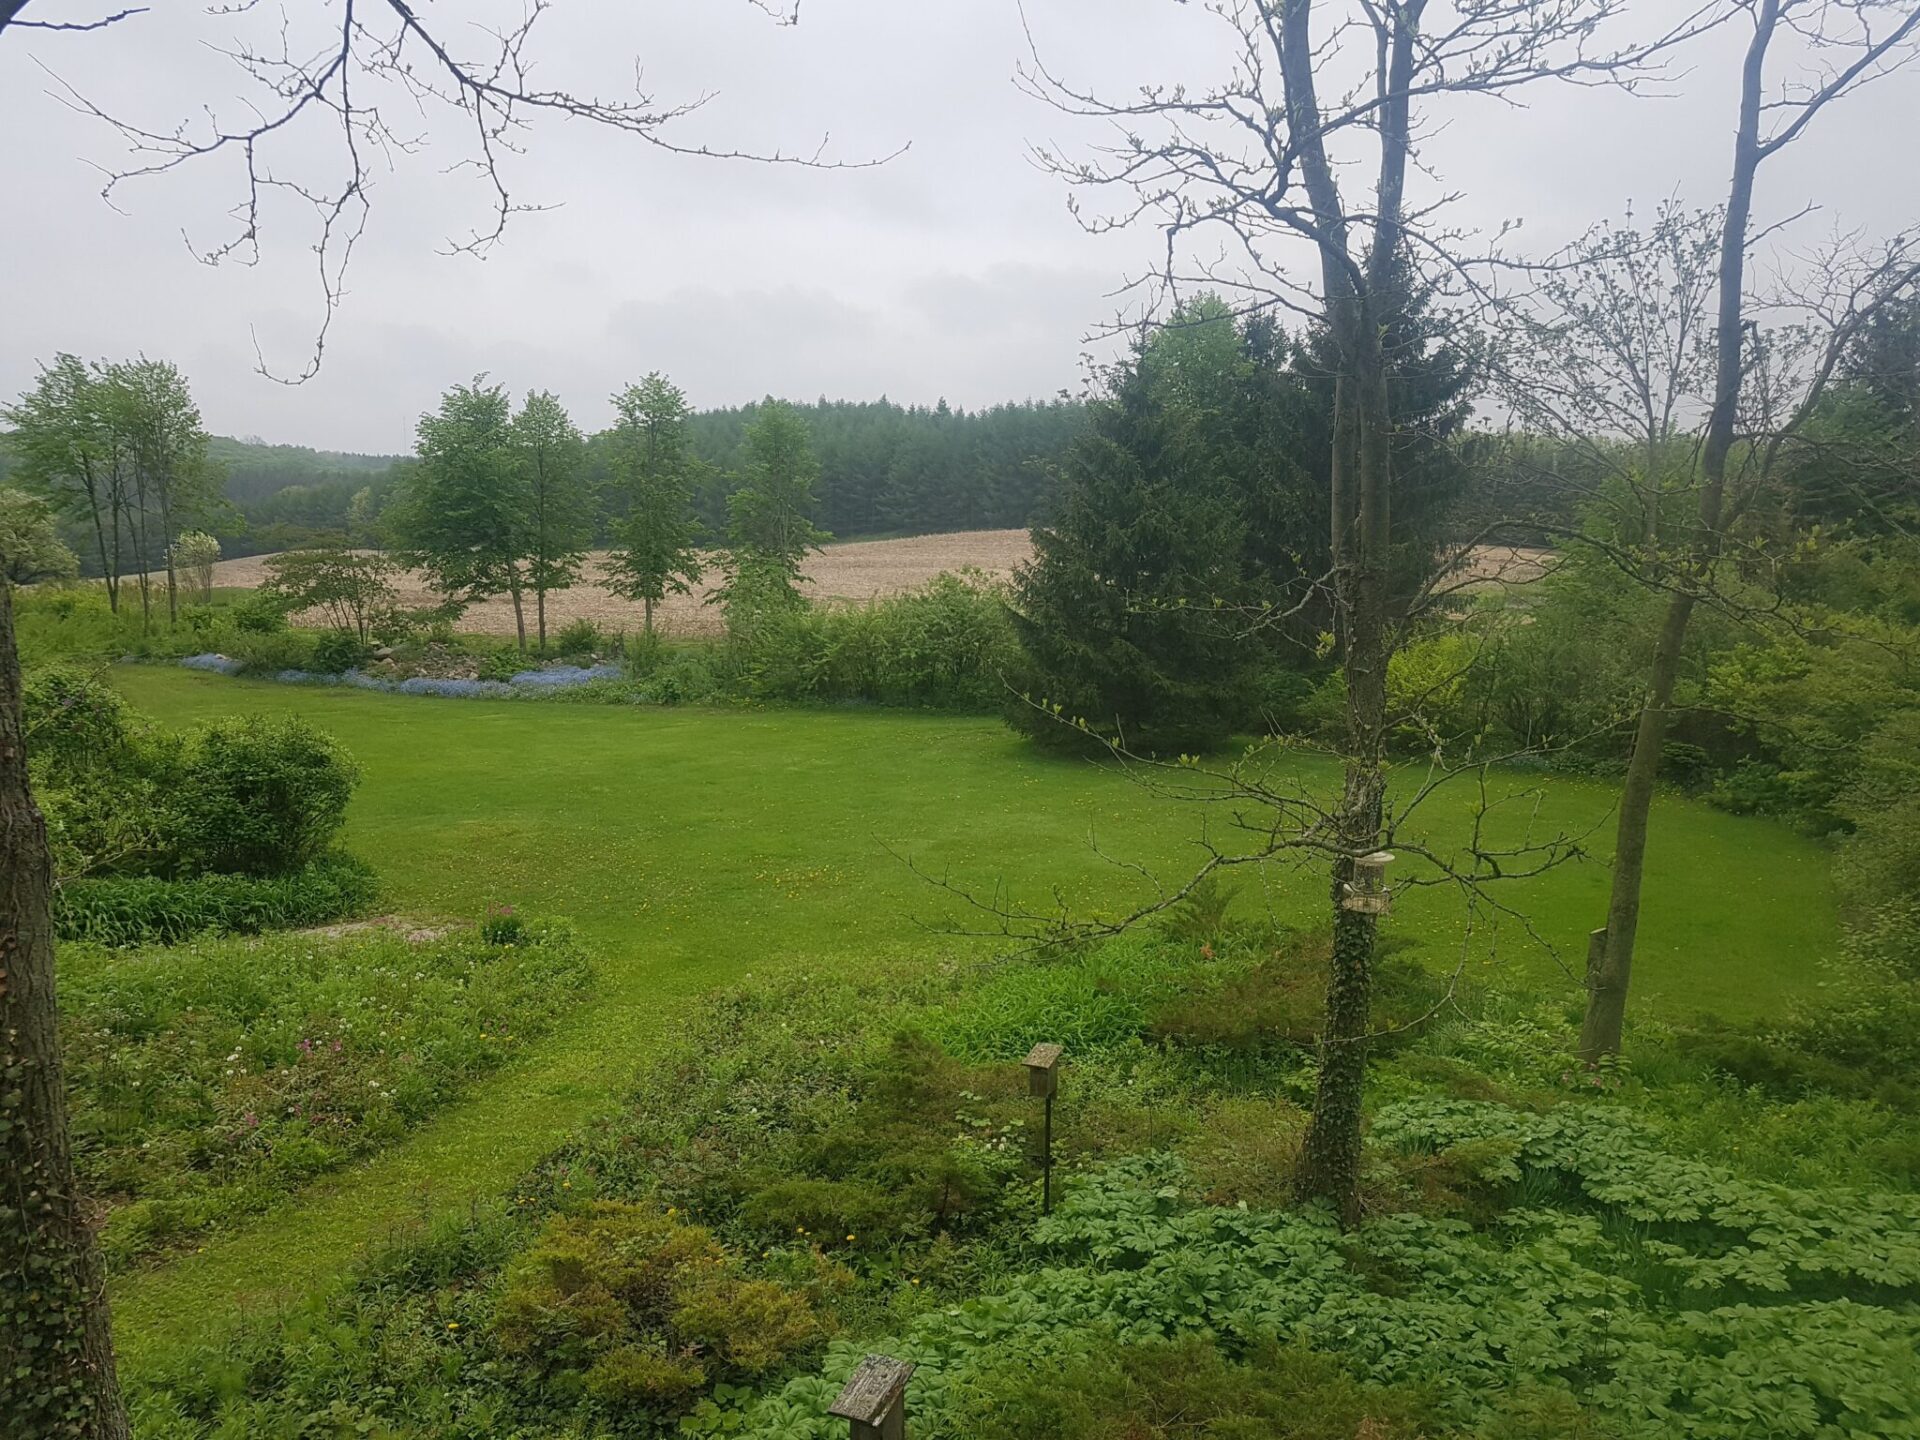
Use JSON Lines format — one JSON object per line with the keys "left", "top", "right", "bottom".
{"left": 60, "top": 917, "right": 594, "bottom": 1266}
{"left": 95, "top": 664, "right": 1842, "bottom": 1374}
{"left": 122, "top": 913, "right": 1920, "bottom": 1439}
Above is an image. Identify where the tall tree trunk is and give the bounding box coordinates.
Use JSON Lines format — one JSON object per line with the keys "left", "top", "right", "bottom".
{"left": 536, "top": 586, "right": 548, "bottom": 653}
{"left": 160, "top": 489, "right": 179, "bottom": 627}
{"left": 508, "top": 575, "right": 528, "bottom": 654}
{"left": 1297, "top": 346, "right": 1393, "bottom": 1224}
{"left": 644, "top": 595, "right": 655, "bottom": 636}
{"left": 1278, "top": 0, "right": 1411, "bottom": 1227}
{"left": 1581, "top": 2, "right": 1771, "bottom": 1057}
{"left": 85, "top": 481, "right": 116, "bottom": 615}
{"left": 1579, "top": 589, "right": 1695, "bottom": 1058}
{"left": 0, "top": 578, "right": 132, "bottom": 1440}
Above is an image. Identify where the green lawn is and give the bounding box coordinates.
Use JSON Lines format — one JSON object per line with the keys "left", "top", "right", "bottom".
{"left": 100, "top": 665, "right": 1837, "bottom": 1370}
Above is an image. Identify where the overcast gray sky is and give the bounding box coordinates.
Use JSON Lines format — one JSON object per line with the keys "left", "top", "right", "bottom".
{"left": 3, "top": 1, "right": 1914, "bottom": 453}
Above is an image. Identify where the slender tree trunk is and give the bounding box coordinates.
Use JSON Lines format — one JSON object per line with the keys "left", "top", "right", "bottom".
{"left": 537, "top": 586, "right": 548, "bottom": 653}
{"left": 1581, "top": 2, "right": 1771, "bottom": 1057}
{"left": 644, "top": 595, "right": 655, "bottom": 636}
{"left": 84, "top": 482, "right": 116, "bottom": 615}
{"left": 508, "top": 574, "right": 528, "bottom": 654}
{"left": 1298, "top": 345, "right": 1393, "bottom": 1224}
{"left": 1580, "top": 589, "right": 1696, "bottom": 1057}
{"left": 0, "top": 579, "right": 132, "bottom": 1440}
{"left": 160, "top": 488, "right": 179, "bottom": 627}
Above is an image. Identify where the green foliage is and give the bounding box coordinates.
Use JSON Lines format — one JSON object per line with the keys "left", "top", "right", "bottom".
{"left": 717, "top": 399, "right": 832, "bottom": 618}
{"left": 733, "top": 571, "right": 1016, "bottom": 709}
{"left": 259, "top": 545, "right": 406, "bottom": 643}
{"left": 0, "top": 484, "right": 81, "bottom": 583}
{"left": 510, "top": 388, "right": 592, "bottom": 647}
{"left": 54, "top": 851, "right": 378, "bottom": 948}
{"left": 309, "top": 625, "right": 370, "bottom": 674}
{"left": 1007, "top": 300, "right": 1280, "bottom": 754}
{"left": 390, "top": 378, "right": 537, "bottom": 639}
{"left": 550, "top": 616, "right": 607, "bottom": 656}
{"left": 941, "top": 1335, "right": 1436, "bottom": 1439}
{"left": 23, "top": 663, "right": 138, "bottom": 772}
{"left": 495, "top": 1202, "right": 829, "bottom": 1414}
{"left": 171, "top": 714, "right": 358, "bottom": 876}
{"left": 603, "top": 373, "right": 706, "bottom": 631}
{"left": 61, "top": 919, "right": 592, "bottom": 1264}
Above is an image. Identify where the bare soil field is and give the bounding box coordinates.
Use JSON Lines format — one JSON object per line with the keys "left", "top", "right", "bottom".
{"left": 202, "top": 529, "right": 1549, "bottom": 639}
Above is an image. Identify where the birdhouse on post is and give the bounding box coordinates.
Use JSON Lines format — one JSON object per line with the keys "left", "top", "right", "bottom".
{"left": 1023, "top": 1042, "right": 1064, "bottom": 1098}
{"left": 1339, "top": 851, "right": 1395, "bottom": 916}
{"left": 828, "top": 1355, "right": 915, "bottom": 1440}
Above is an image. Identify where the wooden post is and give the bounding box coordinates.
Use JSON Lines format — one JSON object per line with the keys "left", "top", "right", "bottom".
{"left": 828, "top": 1355, "right": 914, "bottom": 1440}
{"left": 1023, "top": 1042, "right": 1063, "bottom": 1215}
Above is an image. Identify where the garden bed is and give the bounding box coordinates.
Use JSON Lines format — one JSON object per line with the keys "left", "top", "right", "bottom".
{"left": 61, "top": 915, "right": 594, "bottom": 1266}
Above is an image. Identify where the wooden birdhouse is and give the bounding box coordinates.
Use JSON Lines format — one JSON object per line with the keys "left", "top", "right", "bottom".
{"left": 1023, "top": 1041, "right": 1064, "bottom": 1098}
{"left": 828, "top": 1355, "right": 915, "bottom": 1440}
{"left": 1339, "top": 850, "right": 1395, "bottom": 915}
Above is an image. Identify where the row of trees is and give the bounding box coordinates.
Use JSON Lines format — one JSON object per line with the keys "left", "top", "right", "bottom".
{"left": 109, "top": 396, "right": 1085, "bottom": 564}
{"left": 383, "top": 376, "right": 829, "bottom": 649}
{"left": 3, "top": 355, "right": 215, "bottom": 629}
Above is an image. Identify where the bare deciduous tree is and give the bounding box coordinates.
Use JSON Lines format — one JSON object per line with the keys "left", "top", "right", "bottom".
{"left": 1019, "top": 0, "right": 1710, "bottom": 1222}
{"left": 1559, "top": 0, "right": 1920, "bottom": 1060}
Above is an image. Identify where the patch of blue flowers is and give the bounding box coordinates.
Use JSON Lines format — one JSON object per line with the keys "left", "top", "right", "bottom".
{"left": 180, "top": 653, "right": 245, "bottom": 675}
{"left": 185, "top": 656, "right": 623, "bottom": 699}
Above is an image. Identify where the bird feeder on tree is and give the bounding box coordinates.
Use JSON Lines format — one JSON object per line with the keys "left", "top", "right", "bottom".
{"left": 1340, "top": 851, "right": 1396, "bottom": 916}
{"left": 828, "top": 1355, "right": 915, "bottom": 1440}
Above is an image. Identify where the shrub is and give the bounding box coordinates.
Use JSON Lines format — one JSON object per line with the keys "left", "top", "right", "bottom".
{"left": 171, "top": 715, "right": 358, "bottom": 876}
{"left": 310, "top": 626, "right": 370, "bottom": 674}
{"left": 54, "top": 852, "right": 378, "bottom": 947}
{"left": 494, "top": 1203, "right": 829, "bottom": 1415}
{"left": 739, "top": 572, "right": 1019, "bottom": 710}
{"left": 551, "top": 617, "right": 605, "bottom": 655}
{"left": 22, "top": 665, "right": 137, "bottom": 772}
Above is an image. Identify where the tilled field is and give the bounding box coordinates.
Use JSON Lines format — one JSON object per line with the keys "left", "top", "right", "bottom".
{"left": 202, "top": 529, "right": 1035, "bottom": 639}
{"left": 200, "top": 529, "right": 1551, "bottom": 639}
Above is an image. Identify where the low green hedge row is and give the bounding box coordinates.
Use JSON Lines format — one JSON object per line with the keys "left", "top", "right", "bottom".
{"left": 54, "top": 852, "right": 379, "bottom": 948}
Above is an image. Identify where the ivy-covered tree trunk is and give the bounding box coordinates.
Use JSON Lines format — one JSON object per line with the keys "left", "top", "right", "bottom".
{"left": 1296, "top": 353, "right": 1393, "bottom": 1225}
{"left": 0, "top": 578, "right": 131, "bottom": 1440}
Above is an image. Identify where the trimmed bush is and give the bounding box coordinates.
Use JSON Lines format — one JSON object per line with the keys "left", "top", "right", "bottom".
{"left": 171, "top": 714, "right": 358, "bottom": 876}
{"left": 54, "top": 853, "right": 378, "bottom": 947}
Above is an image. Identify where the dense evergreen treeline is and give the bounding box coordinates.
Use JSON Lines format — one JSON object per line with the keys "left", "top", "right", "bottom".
{"left": 153, "top": 397, "right": 1090, "bottom": 560}
{"left": 669, "top": 396, "right": 1086, "bottom": 538}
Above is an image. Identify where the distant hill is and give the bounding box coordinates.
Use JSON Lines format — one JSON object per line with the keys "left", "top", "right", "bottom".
{"left": 210, "top": 437, "right": 403, "bottom": 505}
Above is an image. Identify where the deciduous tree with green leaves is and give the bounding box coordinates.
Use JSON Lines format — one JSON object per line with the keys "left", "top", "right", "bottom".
{"left": 603, "top": 375, "right": 705, "bottom": 636}
{"left": 715, "top": 399, "right": 831, "bottom": 621}
{"left": 0, "top": 487, "right": 81, "bottom": 586}
{"left": 511, "top": 390, "right": 591, "bottom": 652}
{"left": 392, "top": 378, "right": 534, "bottom": 649}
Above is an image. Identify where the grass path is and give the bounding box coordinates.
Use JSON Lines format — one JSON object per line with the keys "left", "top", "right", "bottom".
{"left": 102, "top": 667, "right": 1839, "bottom": 1372}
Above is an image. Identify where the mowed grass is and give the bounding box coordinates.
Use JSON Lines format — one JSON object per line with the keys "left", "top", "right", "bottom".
{"left": 101, "top": 665, "right": 1836, "bottom": 1370}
